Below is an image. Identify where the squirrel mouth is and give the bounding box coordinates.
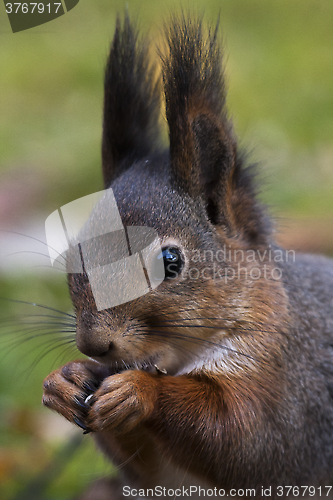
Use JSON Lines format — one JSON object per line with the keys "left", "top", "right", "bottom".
{"left": 96, "top": 356, "right": 168, "bottom": 376}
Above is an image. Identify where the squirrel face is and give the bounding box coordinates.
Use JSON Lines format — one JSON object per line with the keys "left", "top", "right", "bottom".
{"left": 67, "top": 157, "right": 289, "bottom": 378}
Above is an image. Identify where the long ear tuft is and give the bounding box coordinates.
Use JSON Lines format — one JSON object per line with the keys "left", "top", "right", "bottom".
{"left": 162, "top": 16, "right": 232, "bottom": 196}
{"left": 102, "top": 15, "right": 161, "bottom": 187}
{"left": 162, "top": 16, "right": 270, "bottom": 243}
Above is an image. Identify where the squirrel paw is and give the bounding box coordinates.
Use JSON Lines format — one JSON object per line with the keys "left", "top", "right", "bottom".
{"left": 87, "top": 370, "right": 158, "bottom": 434}
{"left": 42, "top": 359, "right": 109, "bottom": 433}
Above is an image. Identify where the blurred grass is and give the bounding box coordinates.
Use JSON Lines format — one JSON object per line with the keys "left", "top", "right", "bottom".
{"left": 0, "top": 0, "right": 332, "bottom": 498}
{"left": 0, "top": 0, "right": 332, "bottom": 213}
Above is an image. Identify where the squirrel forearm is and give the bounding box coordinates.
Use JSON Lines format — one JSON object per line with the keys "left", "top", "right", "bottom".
{"left": 145, "top": 374, "right": 242, "bottom": 487}
{"left": 145, "top": 372, "right": 306, "bottom": 490}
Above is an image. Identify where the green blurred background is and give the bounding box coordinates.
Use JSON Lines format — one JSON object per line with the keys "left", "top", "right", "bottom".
{"left": 0, "top": 0, "right": 332, "bottom": 498}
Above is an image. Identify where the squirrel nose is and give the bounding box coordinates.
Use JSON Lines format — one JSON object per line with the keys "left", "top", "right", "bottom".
{"left": 76, "top": 311, "right": 113, "bottom": 357}
{"left": 76, "top": 334, "right": 114, "bottom": 357}
{"left": 77, "top": 340, "right": 114, "bottom": 358}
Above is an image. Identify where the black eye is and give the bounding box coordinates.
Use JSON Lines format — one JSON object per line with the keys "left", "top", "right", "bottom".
{"left": 159, "top": 246, "right": 184, "bottom": 280}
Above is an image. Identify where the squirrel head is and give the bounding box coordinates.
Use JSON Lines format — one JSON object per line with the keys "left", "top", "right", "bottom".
{"left": 67, "top": 15, "right": 288, "bottom": 377}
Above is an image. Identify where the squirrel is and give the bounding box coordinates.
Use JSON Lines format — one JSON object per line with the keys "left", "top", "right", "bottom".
{"left": 42, "top": 14, "right": 333, "bottom": 499}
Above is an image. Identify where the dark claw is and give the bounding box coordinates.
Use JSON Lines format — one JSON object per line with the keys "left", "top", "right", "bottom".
{"left": 73, "top": 417, "right": 92, "bottom": 433}
{"left": 83, "top": 380, "right": 100, "bottom": 393}
{"left": 73, "top": 395, "right": 90, "bottom": 411}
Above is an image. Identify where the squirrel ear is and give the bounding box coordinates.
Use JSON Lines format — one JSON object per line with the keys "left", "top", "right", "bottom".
{"left": 162, "top": 17, "right": 269, "bottom": 243}
{"left": 102, "top": 15, "right": 161, "bottom": 188}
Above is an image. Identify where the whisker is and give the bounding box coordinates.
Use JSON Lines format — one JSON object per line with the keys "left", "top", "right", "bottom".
{"left": 0, "top": 313, "right": 76, "bottom": 323}
{"left": 128, "top": 331, "right": 198, "bottom": 362}
{"left": 147, "top": 317, "right": 233, "bottom": 324}
{"left": 32, "top": 266, "right": 66, "bottom": 272}
{"left": 2, "top": 331, "right": 76, "bottom": 355}
{"left": 50, "top": 342, "right": 80, "bottom": 370}
{"left": 4, "top": 250, "right": 67, "bottom": 268}
{"left": 0, "top": 297, "right": 75, "bottom": 318}
{"left": 3, "top": 323, "right": 76, "bottom": 334}
{"left": 135, "top": 303, "right": 255, "bottom": 321}
{"left": 0, "top": 321, "right": 76, "bottom": 332}
{"left": 0, "top": 323, "right": 76, "bottom": 337}
{"left": 147, "top": 323, "right": 231, "bottom": 330}
{"left": 0, "top": 228, "right": 67, "bottom": 262}
{"left": 24, "top": 339, "right": 78, "bottom": 378}
{"left": 1, "top": 327, "right": 75, "bottom": 337}
{"left": 141, "top": 330, "right": 258, "bottom": 362}
{"left": 146, "top": 321, "right": 278, "bottom": 334}
{"left": 1, "top": 332, "right": 77, "bottom": 379}
{"left": 145, "top": 322, "right": 286, "bottom": 338}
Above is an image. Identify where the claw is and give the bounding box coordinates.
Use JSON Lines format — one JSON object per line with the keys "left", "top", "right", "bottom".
{"left": 84, "top": 394, "right": 95, "bottom": 406}
{"left": 83, "top": 380, "right": 100, "bottom": 393}
{"left": 73, "top": 417, "right": 91, "bottom": 433}
{"left": 74, "top": 396, "right": 89, "bottom": 411}
{"left": 154, "top": 365, "right": 168, "bottom": 375}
